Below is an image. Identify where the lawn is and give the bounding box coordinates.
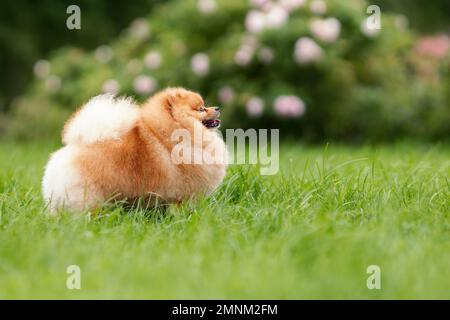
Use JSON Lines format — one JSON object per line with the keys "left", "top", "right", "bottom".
{"left": 0, "top": 141, "right": 449, "bottom": 299}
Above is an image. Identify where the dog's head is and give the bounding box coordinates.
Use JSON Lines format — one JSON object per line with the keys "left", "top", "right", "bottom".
{"left": 162, "top": 88, "right": 221, "bottom": 129}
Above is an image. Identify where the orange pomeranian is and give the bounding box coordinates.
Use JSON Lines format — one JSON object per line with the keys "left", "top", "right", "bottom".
{"left": 42, "top": 87, "right": 228, "bottom": 213}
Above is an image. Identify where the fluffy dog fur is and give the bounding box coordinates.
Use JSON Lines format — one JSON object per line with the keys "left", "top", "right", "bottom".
{"left": 42, "top": 87, "right": 227, "bottom": 213}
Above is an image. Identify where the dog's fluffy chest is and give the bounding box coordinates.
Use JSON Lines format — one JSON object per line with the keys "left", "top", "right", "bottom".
{"left": 164, "top": 133, "right": 228, "bottom": 201}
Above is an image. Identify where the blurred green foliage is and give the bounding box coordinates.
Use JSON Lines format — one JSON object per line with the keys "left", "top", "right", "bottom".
{"left": 0, "top": 0, "right": 165, "bottom": 113}
{"left": 377, "top": 0, "right": 450, "bottom": 33}
{"left": 2, "top": 0, "right": 450, "bottom": 141}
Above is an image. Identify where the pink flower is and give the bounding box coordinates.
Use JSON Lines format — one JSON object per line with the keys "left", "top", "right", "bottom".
{"left": 414, "top": 35, "right": 450, "bottom": 59}
{"left": 197, "top": 0, "right": 217, "bottom": 14}
{"left": 133, "top": 75, "right": 157, "bottom": 95}
{"left": 309, "top": 17, "right": 341, "bottom": 43}
{"left": 280, "top": 0, "right": 306, "bottom": 12}
{"left": 245, "top": 10, "right": 266, "bottom": 33}
{"left": 144, "top": 51, "right": 162, "bottom": 69}
{"left": 246, "top": 96, "right": 265, "bottom": 117}
{"left": 274, "top": 95, "right": 306, "bottom": 118}
{"left": 245, "top": 6, "right": 289, "bottom": 33}
{"left": 258, "top": 47, "right": 274, "bottom": 64}
{"left": 191, "top": 53, "right": 210, "bottom": 76}
{"left": 310, "top": 0, "right": 327, "bottom": 15}
{"left": 102, "top": 79, "right": 120, "bottom": 94}
{"left": 250, "top": 0, "right": 270, "bottom": 7}
{"left": 294, "top": 37, "right": 323, "bottom": 64}
{"left": 33, "top": 60, "right": 50, "bottom": 78}
{"left": 235, "top": 45, "right": 254, "bottom": 66}
{"left": 218, "top": 86, "right": 235, "bottom": 104}
{"left": 265, "top": 5, "right": 289, "bottom": 29}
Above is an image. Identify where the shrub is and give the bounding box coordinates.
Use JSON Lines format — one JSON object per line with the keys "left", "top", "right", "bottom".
{"left": 5, "top": 0, "right": 450, "bottom": 141}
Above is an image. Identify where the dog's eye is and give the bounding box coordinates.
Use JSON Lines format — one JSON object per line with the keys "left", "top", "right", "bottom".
{"left": 199, "top": 107, "right": 206, "bottom": 112}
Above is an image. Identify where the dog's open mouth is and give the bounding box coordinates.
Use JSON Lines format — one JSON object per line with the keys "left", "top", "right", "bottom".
{"left": 202, "top": 119, "right": 221, "bottom": 129}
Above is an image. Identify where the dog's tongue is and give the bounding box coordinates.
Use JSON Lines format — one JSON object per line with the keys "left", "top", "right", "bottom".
{"left": 203, "top": 119, "right": 221, "bottom": 128}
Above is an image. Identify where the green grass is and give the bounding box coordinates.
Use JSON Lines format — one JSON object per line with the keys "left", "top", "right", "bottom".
{"left": 0, "top": 141, "right": 449, "bottom": 299}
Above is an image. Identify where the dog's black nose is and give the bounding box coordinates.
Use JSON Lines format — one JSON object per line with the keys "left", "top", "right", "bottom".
{"left": 214, "top": 107, "right": 220, "bottom": 111}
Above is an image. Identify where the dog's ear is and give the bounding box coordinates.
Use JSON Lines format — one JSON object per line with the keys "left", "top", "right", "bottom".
{"left": 166, "top": 93, "right": 176, "bottom": 108}
{"left": 164, "top": 89, "right": 182, "bottom": 108}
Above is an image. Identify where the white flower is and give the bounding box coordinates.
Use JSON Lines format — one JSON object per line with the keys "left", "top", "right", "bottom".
{"left": 235, "top": 45, "right": 254, "bottom": 66}
{"left": 130, "top": 18, "right": 150, "bottom": 39}
{"left": 144, "top": 51, "right": 162, "bottom": 69}
{"left": 310, "top": 0, "right": 327, "bottom": 15}
{"left": 309, "top": 17, "right": 341, "bottom": 43}
{"left": 218, "top": 86, "right": 235, "bottom": 104}
{"left": 280, "top": 0, "right": 306, "bottom": 12}
{"left": 45, "top": 75, "right": 61, "bottom": 93}
{"left": 258, "top": 47, "right": 274, "bottom": 64}
{"left": 294, "top": 37, "right": 323, "bottom": 64}
{"left": 133, "top": 75, "right": 157, "bottom": 95}
{"left": 245, "top": 10, "right": 266, "bottom": 33}
{"left": 197, "top": 0, "right": 217, "bottom": 14}
{"left": 361, "top": 18, "right": 381, "bottom": 37}
{"left": 33, "top": 60, "right": 50, "bottom": 78}
{"left": 191, "top": 53, "right": 210, "bottom": 76}
{"left": 102, "top": 79, "right": 120, "bottom": 94}
{"left": 274, "top": 95, "right": 306, "bottom": 118}
{"left": 265, "top": 5, "right": 289, "bottom": 29}
{"left": 246, "top": 96, "right": 265, "bottom": 117}
{"left": 95, "top": 45, "right": 113, "bottom": 64}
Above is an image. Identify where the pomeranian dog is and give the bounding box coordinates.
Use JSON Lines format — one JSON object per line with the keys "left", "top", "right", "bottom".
{"left": 42, "top": 87, "right": 227, "bottom": 213}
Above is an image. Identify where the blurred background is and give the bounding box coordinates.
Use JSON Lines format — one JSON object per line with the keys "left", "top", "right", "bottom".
{"left": 0, "top": 0, "right": 449, "bottom": 142}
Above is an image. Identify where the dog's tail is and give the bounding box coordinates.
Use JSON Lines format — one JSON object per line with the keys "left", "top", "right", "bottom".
{"left": 62, "top": 94, "right": 140, "bottom": 145}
